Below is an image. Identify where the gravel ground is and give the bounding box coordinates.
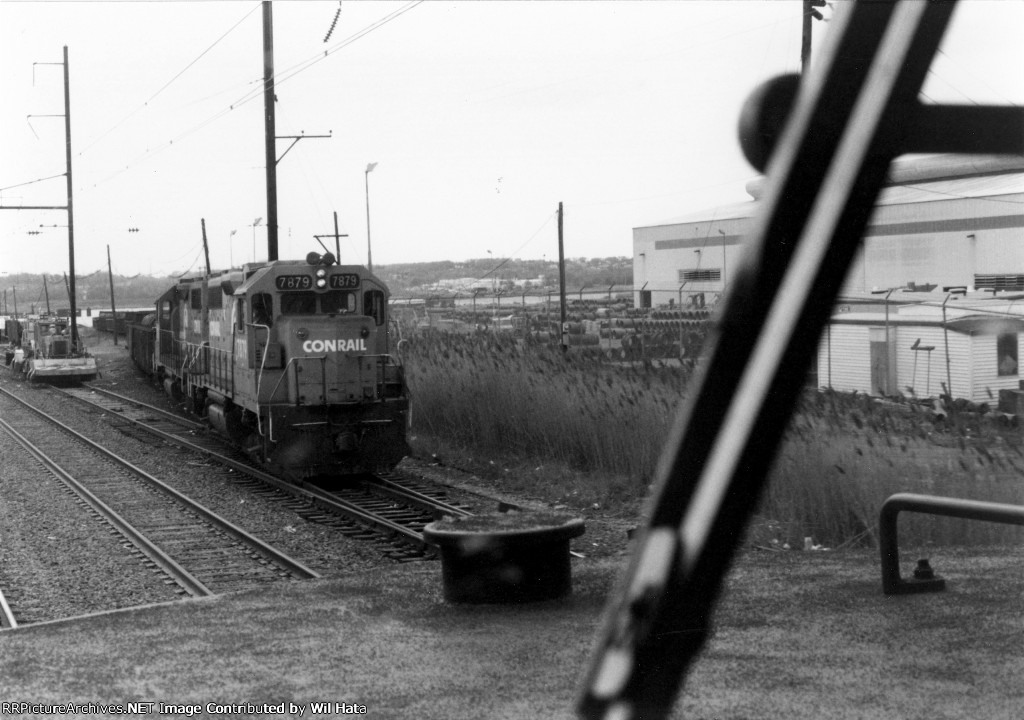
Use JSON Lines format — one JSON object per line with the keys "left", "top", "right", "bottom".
{"left": 0, "top": 329, "right": 633, "bottom": 627}
{"left": 0, "top": 423, "right": 180, "bottom": 624}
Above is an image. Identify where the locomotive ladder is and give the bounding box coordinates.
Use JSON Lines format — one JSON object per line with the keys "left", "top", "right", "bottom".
{"left": 576, "top": 3, "right": 1024, "bottom": 720}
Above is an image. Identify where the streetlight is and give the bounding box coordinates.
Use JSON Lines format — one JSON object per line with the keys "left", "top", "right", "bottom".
{"left": 251, "top": 218, "right": 262, "bottom": 263}
{"left": 228, "top": 229, "right": 238, "bottom": 268}
{"left": 365, "top": 162, "right": 378, "bottom": 272}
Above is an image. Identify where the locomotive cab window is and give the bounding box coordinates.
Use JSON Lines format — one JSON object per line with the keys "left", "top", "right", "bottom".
{"left": 281, "top": 293, "right": 317, "bottom": 315}
{"left": 235, "top": 298, "right": 246, "bottom": 334}
{"left": 251, "top": 292, "right": 273, "bottom": 327}
{"left": 364, "top": 290, "right": 386, "bottom": 326}
{"left": 322, "top": 290, "right": 356, "bottom": 315}
{"left": 207, "top": 287, "right": 223, "bottom": 310}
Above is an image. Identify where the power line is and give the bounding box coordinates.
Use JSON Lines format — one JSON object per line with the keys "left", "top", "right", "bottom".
{"left": 83, "top": 2, "right": 423, "bottom": 195}
{"left": 77, "top": 2, "right": 262, "bottom": 158}
{"left": 0, "top": 172, "right": 65, "bottom": 193}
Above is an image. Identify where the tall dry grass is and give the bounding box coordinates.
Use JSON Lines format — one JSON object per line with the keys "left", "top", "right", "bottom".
{"left": 401, "top": 332, "right": 1024, "bottom": 548}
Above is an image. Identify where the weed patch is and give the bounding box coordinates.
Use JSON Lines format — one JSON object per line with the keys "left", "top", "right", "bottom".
{"left": 402, "top": 334, "right": 1024, "bottom": 548}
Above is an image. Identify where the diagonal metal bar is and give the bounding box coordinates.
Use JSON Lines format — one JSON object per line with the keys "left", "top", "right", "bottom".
{"left": 576, "top": 3, "right": 964, "bottom": 719}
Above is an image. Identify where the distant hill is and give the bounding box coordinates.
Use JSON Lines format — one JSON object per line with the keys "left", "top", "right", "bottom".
{"left": 0, "top": 257, "right": 634, "bottom": 313}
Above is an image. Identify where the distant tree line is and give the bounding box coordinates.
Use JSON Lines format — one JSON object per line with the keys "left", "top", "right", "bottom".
{"left": 377, "top": 256, "right": 632, "bottom": 295}
{"left": 0, "top": 256, "right": 633, "bottom": 313}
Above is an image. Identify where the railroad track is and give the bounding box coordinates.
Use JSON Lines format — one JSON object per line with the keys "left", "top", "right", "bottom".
{"left": 60, "top": 384, "right": 477, "bottom": 559}
{"left": 0, "top": 387, "right": 319, "bottom": 622}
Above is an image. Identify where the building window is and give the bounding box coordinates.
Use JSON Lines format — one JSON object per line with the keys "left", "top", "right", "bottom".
{"left": 678, "top": 268, "right": 721, "bottom": 283}
{"left": 976, "top": 274, "right": 1024, "bottom": 291}
{"left": 997, "top": 332, "right": 1018, "bottom": 376}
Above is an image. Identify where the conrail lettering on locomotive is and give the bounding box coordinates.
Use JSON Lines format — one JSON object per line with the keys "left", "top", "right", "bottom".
{"left": 303, "top": 338, "right": 367, "bottom": 353}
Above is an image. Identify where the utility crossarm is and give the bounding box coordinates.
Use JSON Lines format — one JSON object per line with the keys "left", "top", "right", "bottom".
{"left": 276, "top": 132, "right": 331, "bottom": 165}
{"left": 576, "top": 2, "right": 1024, "bottom": 720}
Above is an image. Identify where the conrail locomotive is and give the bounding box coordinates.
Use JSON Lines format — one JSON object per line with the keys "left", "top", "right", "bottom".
{"left": 127, "top": 252, "right": 410, "bottom": 478}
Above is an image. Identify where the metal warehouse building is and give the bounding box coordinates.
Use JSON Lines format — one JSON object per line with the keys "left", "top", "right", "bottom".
{"left": 632, "top": 154, "right": 1024, "bottom": 309}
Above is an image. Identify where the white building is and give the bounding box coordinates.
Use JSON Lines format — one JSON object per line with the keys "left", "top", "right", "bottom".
{"left": 633, "top": 154, "right": 1024, "bottom": 309}
{"left": 819, "top": 295, "right": 1024, "bottom": 403}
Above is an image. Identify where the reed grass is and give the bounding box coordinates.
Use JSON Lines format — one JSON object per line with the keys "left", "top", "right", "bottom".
{"left": 401, "top": 332, "right": 1024, "bottom": 548}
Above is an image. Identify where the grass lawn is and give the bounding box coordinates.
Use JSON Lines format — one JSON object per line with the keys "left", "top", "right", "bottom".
{"left": 1, "top": 548, "right": 1021, "bottom": 719}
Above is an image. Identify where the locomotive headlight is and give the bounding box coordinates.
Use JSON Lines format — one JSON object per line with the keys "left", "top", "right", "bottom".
{"left": 360, "top": 326, "right": 370, "bottom": 339}
{"left": 315, "top": 268, "right": 327, "bottom": 278}
{"left": 316, "top": 278, "right": 327, "bottom": 288}
{"left": 295, "top": 327, "right": 309, "bottom": 340}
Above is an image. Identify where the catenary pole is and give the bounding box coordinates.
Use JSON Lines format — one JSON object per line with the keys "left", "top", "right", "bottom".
{"left": 262, "top": 1, "right": 279, "bottom": 261}
{"left": 63, "top": 46, "right": 80, "bottom": 352}
{"left": 107, "top": 245, "right": 118, "bottom": 346}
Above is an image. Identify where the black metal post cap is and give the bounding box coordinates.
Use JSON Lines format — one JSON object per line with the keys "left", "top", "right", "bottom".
{"left": 737, "top": 73, "right": 801, "bottom": 173}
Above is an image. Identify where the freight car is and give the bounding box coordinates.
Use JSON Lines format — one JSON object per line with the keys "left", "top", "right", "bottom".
{"left": 128, "top": 252, "right": 410, "bottom": 478}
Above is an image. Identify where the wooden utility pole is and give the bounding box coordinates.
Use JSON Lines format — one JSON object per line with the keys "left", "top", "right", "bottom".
{"left": 107, "top": 245, "right": 118, "bottom": 345}
{"left": 333, "top": 211, "right": 342, "bottom": 260}
{"left": 42, "top": 274, "right": 51, "bottom": 315}
{"left": 801, "top": 1, "right": 812, "bottom": 74}
{"left": 201, "top": 219, "right": 211, "bottom": 346}
{"left": 801, "top": 0, "right": 826, "bottom": 75}
{"left": 201, "top": 218, "right": 211, "bottom": 276}
{"left": 262, "top": 1, "right": 279, "bottom": 261}
{"left": 558, "top": 202, "right": 567, "bottom": 352}
{"left": 313, "top": 212, "right": 348, "bottom": 260}
{"left": 63, "top": 46, "right": 81, "bottom": 352}
{"left": 0, "top": 46, "right": 80, "bottom": 346}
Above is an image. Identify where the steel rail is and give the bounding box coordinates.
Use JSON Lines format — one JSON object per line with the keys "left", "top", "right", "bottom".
{"left": 0, "top": 388, "right": 319, "bottom": 581}
{"left": 368, "top": 472, "right": 473, "bottom": 518}
{"left": 300, "top": 483, "right": 426, "bottom": 545}
{"left": 76, "top": 383, "right": 207, "bottom": 431}
{"left": 0, "top": 416, "right": 213, "bottom": 598}
{"left": 59, "top": 386, "right": 459, "bottom": 549}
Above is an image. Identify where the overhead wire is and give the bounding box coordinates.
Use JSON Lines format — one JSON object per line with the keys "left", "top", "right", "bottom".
{"left": 76, "top": 2, "right": 262, "bottom": 158}
{"left": 84, "top": 1, "right": 423, "bottom": 194}
{"left": 0, "top": 172, "right": 66, "bottom": 193}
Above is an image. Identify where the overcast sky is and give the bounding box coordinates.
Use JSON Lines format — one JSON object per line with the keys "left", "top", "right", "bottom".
{"left": 1, "top": 1, "right": 1022, "bottom": 278}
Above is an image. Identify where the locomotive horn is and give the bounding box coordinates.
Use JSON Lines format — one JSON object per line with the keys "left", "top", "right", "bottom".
{"left": 321, "top": 252, "right": 336, "bottom": 266}
{"left": 306, "top": 251, "right": 322, "bottom": 265}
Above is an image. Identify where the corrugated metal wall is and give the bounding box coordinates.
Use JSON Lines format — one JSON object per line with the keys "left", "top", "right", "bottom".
{"left": 817, "top": 325, "right": 872, "bottom": 394}
{"left": 893, "top": 325, "right": 978, "bottom": 400}
{"left": 818, "top": 323, "right": 995, "bottom": 401}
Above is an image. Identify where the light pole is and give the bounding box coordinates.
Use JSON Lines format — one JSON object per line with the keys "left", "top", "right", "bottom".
{"left": 228, "top": 229, "right": 237, "bottom": 268}
{"left": 365, "top": 162, "right": 378, "bottom": 272}
{"left": 251, "top": 217, "right": 263, "bottom": 263}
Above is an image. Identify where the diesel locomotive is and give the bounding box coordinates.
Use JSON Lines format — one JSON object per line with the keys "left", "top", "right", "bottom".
{"left": 128, "top": 252, "right": 410, "bottom": 478}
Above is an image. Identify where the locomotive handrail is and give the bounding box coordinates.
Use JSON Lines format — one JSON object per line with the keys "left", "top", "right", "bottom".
{"left": 251, "top": 322, "right": 273, "bottom": 439}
